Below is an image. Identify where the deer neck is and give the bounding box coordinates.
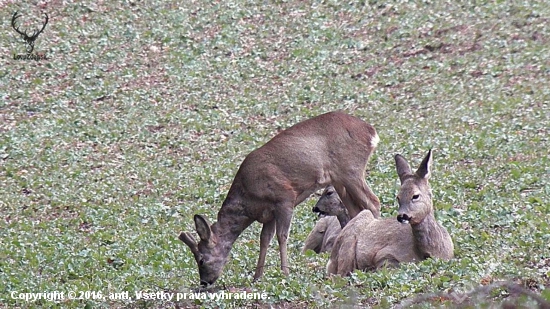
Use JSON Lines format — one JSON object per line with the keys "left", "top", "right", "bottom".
{"left": 213, "top": 196, "right": 255, "bottom": 254}
{"left": 410, "top": 210, "right": 443, "bottom": 259}
{"left": 336, "top": 212, "right": 350, "bottom": 229}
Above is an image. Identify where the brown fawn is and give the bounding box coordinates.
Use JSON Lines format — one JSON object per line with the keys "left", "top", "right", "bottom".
{"left": 327, "top": 149, "right": 454, "bottom": 276}
{"left": 179, "top": 111, "right": 380, "bottom": 286}
{"left": 303, "top": 186, "right": 349, "bottom": 254}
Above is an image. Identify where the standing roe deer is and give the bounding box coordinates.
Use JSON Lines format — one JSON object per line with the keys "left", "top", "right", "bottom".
{"left": 303, "top": 186, "right": 349, "bottom": 254}
{"left": 327, "top": 149, "right": 454, "bottom": 276}
{"left": 179, "top": 111, "right": 381, "bottom": 286}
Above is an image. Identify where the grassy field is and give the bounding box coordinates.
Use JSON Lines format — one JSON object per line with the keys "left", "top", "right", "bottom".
{"left": 1, "top": 0, "right": 549, "bottom": 308}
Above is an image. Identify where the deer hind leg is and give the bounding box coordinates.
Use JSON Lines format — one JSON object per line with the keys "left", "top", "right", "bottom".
{"left": 253, "top": 219, "right": 276, "bottom": 281}
{"left": 337, "top": 179, "right": 380, "bottom": 219}
{"left": 275, "top": 203, "right": 294, "bottom": 276}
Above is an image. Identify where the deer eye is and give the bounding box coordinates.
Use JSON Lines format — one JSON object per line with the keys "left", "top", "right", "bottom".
{"left": 326, "top": 190, "right": 334, "bottom": 196}
{"left": 199, "top": 259, "right": 205, "bottom": 266}
{"left": 412, "top": 194, "right": 420, "bottom": 201}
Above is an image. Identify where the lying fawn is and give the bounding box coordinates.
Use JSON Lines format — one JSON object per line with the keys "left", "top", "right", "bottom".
{"left": 327, "top": 149, "right": 454, "bottom": 276}
{"left": 303, "top": 186, "right": 349, "bottom": 254}
{"left": 179, "top": 111, "right": 380, "bottom": 286}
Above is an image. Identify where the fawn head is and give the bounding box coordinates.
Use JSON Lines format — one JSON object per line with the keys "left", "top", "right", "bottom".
{"left": 395, "top": 149, "right": 433, "bottom": 225}
{"left": 179, "top": 215, "right": 226, "bottom": 286}
{"left": 312, "top": 186, "right": 347, "bottom": 217}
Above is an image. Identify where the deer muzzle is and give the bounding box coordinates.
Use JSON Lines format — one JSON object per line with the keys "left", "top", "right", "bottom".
{"left": 397, "top": 213, "right": 411, "bottom": 224}
{"left": 312, "top": 206, "right": 326, "bottom": 216}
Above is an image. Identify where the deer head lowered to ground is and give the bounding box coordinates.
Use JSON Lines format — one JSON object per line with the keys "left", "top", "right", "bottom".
{"left": 303, "top": 185, "right": 350, "bottom": 254}
{"left": 327, "top": 149, "right": 454, "bottom": 276}
{"left": 179, "top": 111, "right": 381, "bottom": 286}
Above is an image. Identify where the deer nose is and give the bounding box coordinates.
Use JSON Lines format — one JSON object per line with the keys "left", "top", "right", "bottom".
{"left": 397, "top": 213, "right": 411, "bottom": 223}
{"left": 200, "top": 280, "right": 210, "bottom": 287}
{"left": 312, "top": 206, "right": 326, "bottom": 216}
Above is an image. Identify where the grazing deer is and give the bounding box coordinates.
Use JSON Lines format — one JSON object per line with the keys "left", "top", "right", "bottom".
{"left": 179, "top": 111, "right": 381, "bottom": 286}
{"left": 303, "top": 186, "right": 349, "bottom": 254}
{"left": 327, "top": 149, "right": 454, "bottom": 276}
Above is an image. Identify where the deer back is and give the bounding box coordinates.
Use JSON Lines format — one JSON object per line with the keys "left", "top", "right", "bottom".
{"left": 327, "top": 212, "right": 420, "bottom": 276}
{"left": 232, "top": 111, "right": 380, "bottom": 215}
{"left": 303, "top": 216, "right": 341, "bottom": 254}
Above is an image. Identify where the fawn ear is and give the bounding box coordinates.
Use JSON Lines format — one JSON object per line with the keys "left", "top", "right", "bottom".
{"left": 179, "top": 231, "right": 199, "bottom": 255}
{"left": 416, "top": 149, "right": 433, "bottom": 180}
{"left": 395, "top": 154, "right": 412, "bottom": 183}
{"left": 194, "top": 214, "right": 213, "bottom": 243}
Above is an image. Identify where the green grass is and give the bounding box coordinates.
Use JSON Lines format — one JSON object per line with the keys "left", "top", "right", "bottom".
{"left": 1, "top": 1, "right": 549, "bottom": 308}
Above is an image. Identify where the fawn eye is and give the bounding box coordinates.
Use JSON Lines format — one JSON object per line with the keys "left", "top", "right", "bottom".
{"left": 412, "top": 194, "right": 420, "bottom": 201}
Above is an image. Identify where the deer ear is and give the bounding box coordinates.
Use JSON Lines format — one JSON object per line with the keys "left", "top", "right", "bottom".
{"left": 179, "top": 231, "right": 199, "bottom": 255}
{"left": 194, "top": 214, "right": 213, "bottom": 243}
{"left": 394, "top": 154, "right": 412, "bottom": 183}
{"left": 416, "top": 149, "right": 433, "bottom": 180}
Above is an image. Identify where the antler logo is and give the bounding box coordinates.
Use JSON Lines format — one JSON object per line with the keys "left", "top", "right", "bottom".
{"left": 11, "top": 11, "right": 48, "bottom": 58}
